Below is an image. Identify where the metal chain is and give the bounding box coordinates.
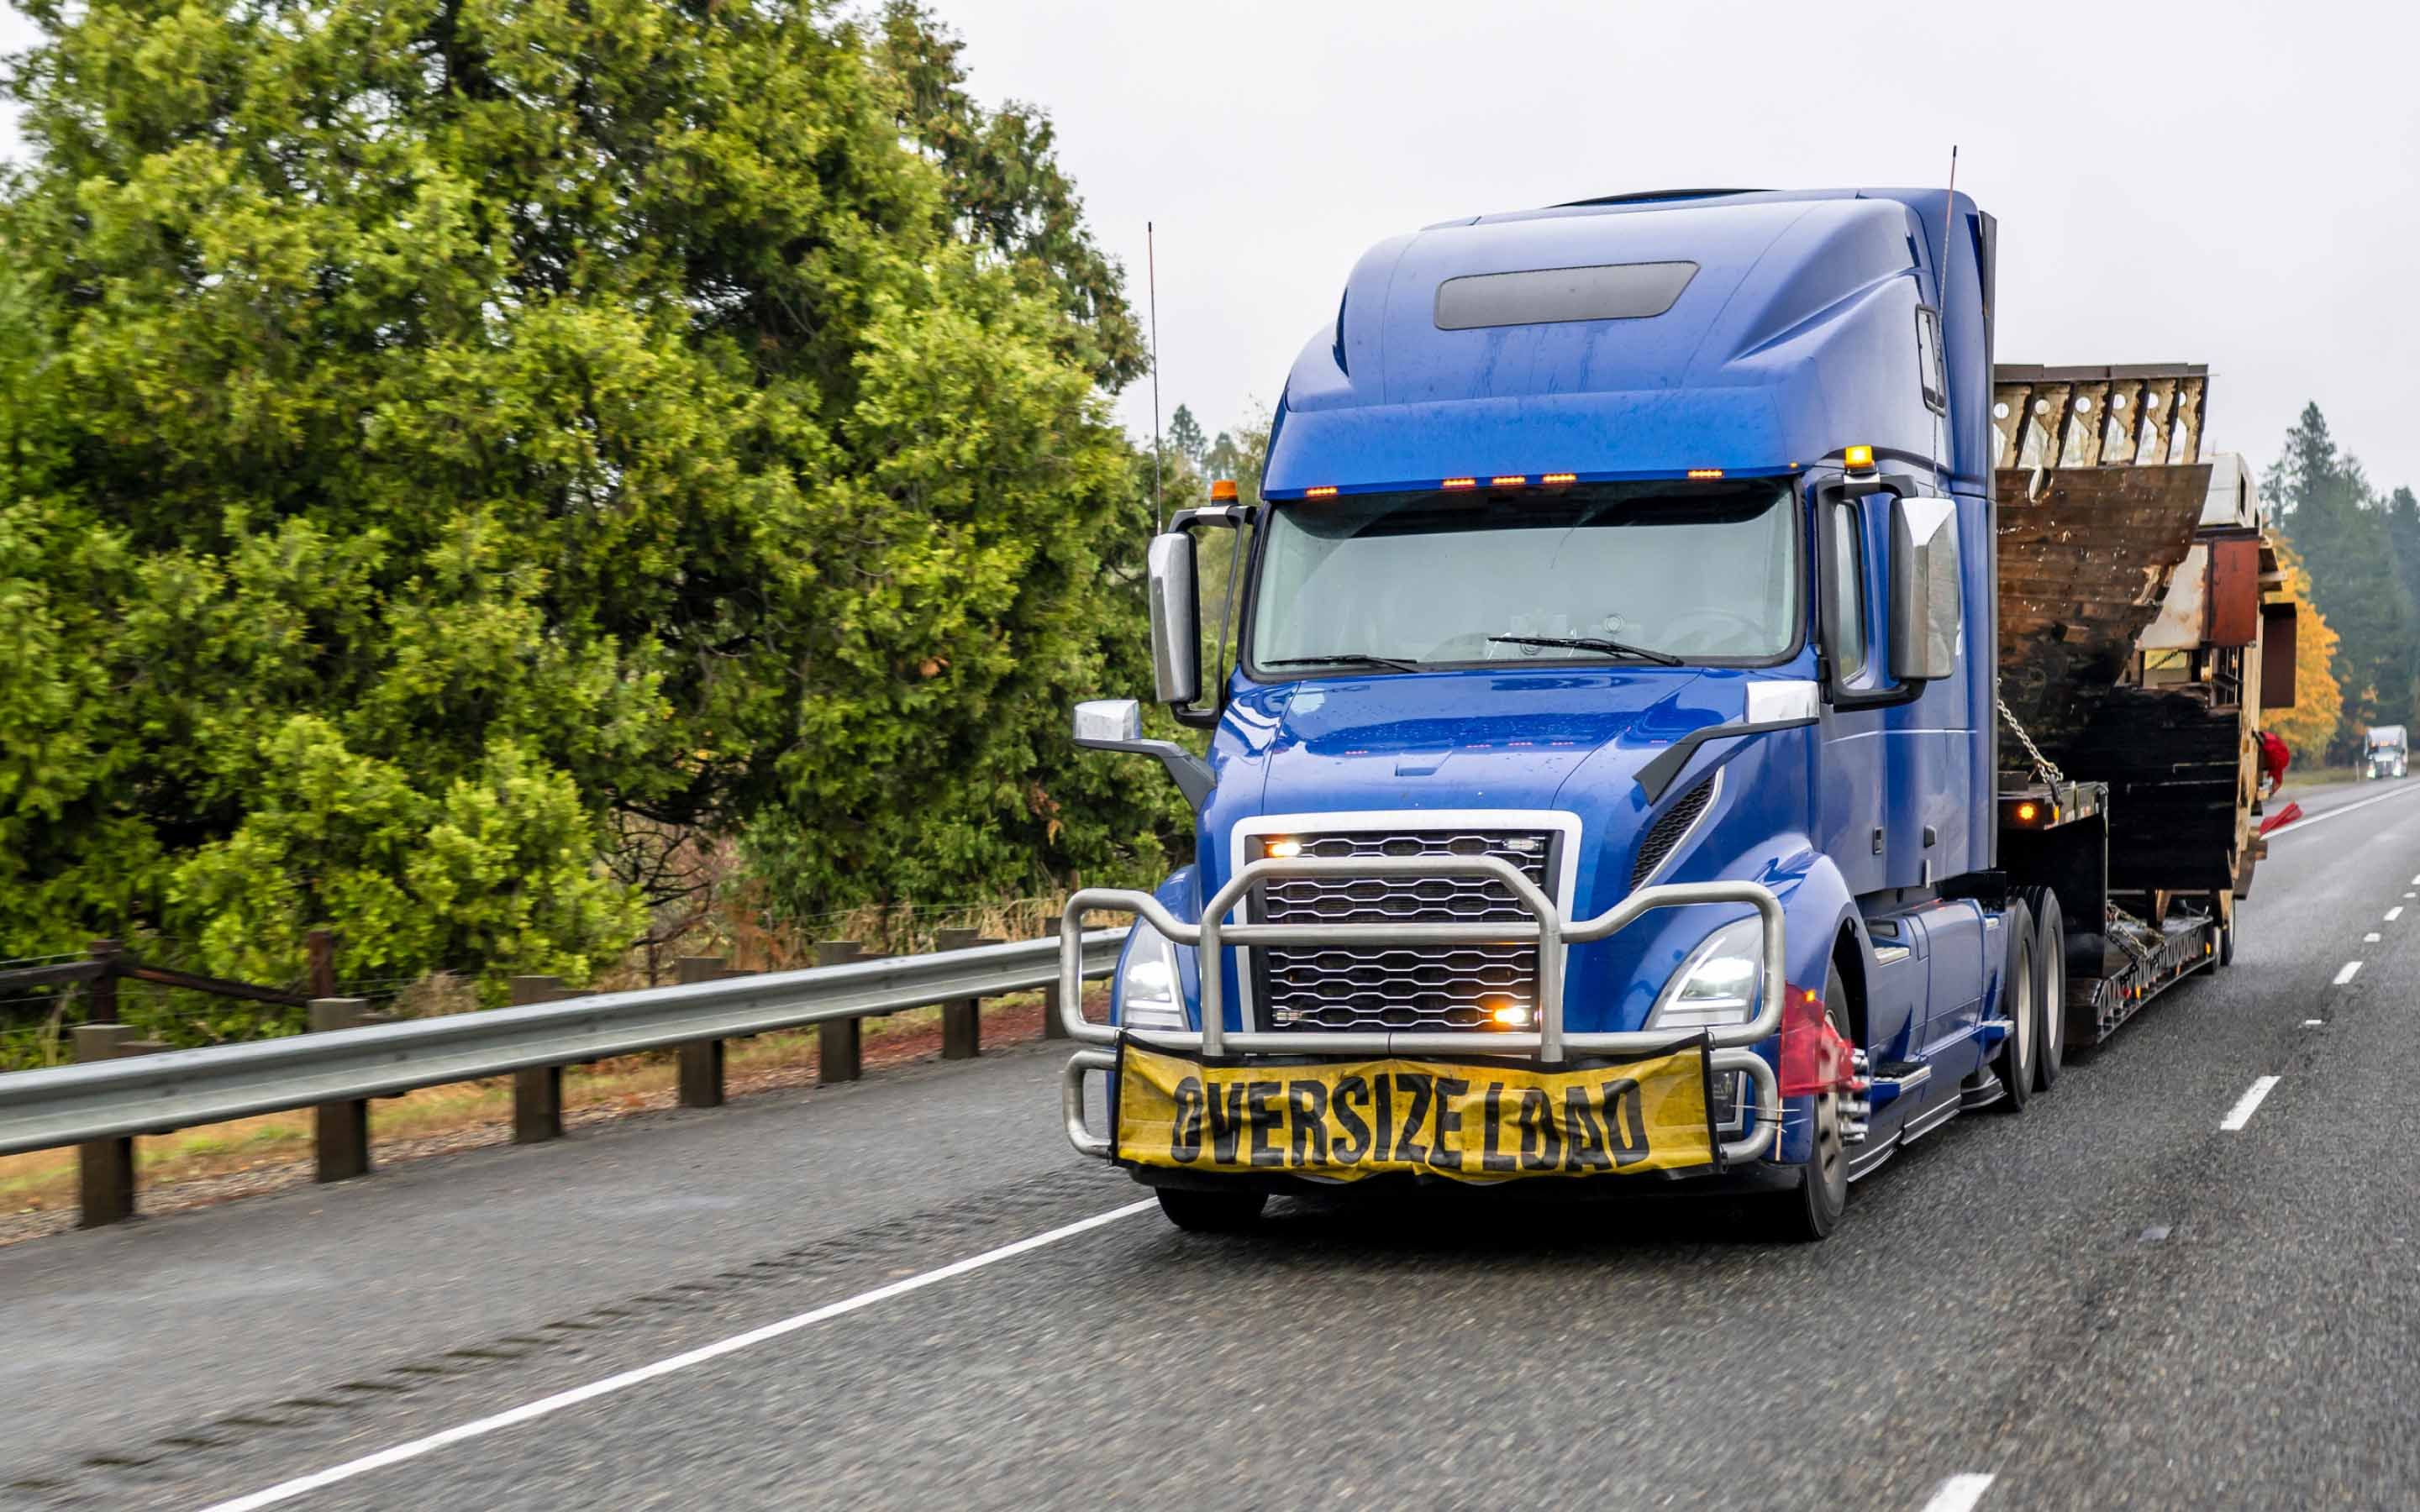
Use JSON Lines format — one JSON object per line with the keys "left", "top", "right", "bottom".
{"left": 1995, "top": 683, "right": 2066, "bottom": 787}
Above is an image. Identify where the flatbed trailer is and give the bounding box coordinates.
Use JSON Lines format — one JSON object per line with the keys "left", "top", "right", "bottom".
{"left": 1991, "top": 365, "right": 2294, "bottom": 1051}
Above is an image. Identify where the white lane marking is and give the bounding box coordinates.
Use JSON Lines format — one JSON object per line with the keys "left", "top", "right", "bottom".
{"left": 2390, "top": 908, "right": 2406, "bottom": 922}
{"left": 2221, "top": 1076, "right": 2282, "bottom": 1131}
{"left": 2366, "top": 932, "right": 2383, "bottom": 943}
{"left": 2407, "top": 892, "right": 2417, "bottom": 899}
{"left": 2303, "top": 1019, "right": 2326, "bottom": 1026}
{"left": 1920, "top": 1474, "right": 1998, "bottom": 1512}
{"left": 2336, "top": 961, "right": 2365, "bottom": 984}
{"left": 2269, "top": 782, "right": 2420, "bottom": 836}
{"left": 2411, "top": 874, "right": 2420, "bottom": 885}
{"left": 197, "top": 1200, "right": 1157, "bottom": 1512}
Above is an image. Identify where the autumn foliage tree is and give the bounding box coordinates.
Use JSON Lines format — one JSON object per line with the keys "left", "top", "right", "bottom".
{"left": 0, "top": 0, "right": 1186, "bottom": 990}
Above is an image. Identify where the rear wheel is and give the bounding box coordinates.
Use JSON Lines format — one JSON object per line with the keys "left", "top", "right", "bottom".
{"left": 1991, "top": 901, "right": 2037, "bottom": 1113}
{"left": 1155, "top": 1187, "right": 1268, "bottom": 1233}
{"left": 1763, "top": 964, "right": 1850, "bottom": 1242}
{"left": 2021, "top": 888, "right": 2065, "bottom": 1093}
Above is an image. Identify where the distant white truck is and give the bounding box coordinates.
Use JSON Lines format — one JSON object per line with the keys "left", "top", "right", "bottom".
{"left": 2365, "top": 725, "right": 2408, "bottom": 780}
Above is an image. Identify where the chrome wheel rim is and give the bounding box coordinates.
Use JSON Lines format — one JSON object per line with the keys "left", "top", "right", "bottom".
{"left": 2044, "top": 932, "right": 2065, "bottom": 1063}
{"left": 2012, "top": 942, "right": 2035, "bottom": 1080}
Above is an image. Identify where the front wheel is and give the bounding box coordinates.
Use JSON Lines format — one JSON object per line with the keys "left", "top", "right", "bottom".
{"left": 1761, "top": 964, "right": 1850, "bottom": 1242}
{"left": 2021, "top": 887, "right": 2065, "bottom": 1093}
{"left": 1155, "top": 1187, "right": 1268, "bottom": 1233}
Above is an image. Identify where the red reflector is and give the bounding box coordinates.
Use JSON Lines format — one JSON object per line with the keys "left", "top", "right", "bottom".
{"left": 1778, "top": 985, "right": 1858, "bottom": 1096}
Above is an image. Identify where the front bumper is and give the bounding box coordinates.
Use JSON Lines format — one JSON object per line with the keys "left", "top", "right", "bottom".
{"left": 1056, "top": 854, "right": 1787, "bottom": 1174}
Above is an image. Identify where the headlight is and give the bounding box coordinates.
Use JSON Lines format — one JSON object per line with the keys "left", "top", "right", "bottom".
{"left": 1117, "top": 926, "right": 1187, "bottom": 1032}
{"left": 1648, "top": 916, "right": 1765, "bottom": 1030}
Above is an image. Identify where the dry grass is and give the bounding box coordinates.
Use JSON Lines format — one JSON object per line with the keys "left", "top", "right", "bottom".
{"left": 0, "top": 987, "right": 1098, "bottom": 1227}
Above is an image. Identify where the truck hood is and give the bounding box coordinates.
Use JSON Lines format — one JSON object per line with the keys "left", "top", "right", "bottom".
{"left": 1245, "top": 667, "right": 1713, "bottom": 820}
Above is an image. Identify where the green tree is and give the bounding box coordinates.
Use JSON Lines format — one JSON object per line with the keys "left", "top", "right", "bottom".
{"left": 2268, "top": 404, "right": 2418, "bottom": 759}
{"left": 1166, "top": 404, "right": 1208, "bottom": 470}
{"left": 0, "top": 0, "right": 1185, "bottom": 990}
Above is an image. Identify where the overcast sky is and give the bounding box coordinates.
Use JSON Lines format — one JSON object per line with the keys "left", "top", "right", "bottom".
{"left": 6, "top": 2, "right": 2415, "bottom": 493}
{"left": 931, "top": 0, "right": 2420, "bottom": 496}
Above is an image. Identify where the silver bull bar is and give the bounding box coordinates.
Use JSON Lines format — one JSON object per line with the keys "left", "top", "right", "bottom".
{"left": 1058, "top": 856, "right": 1786, "bottom": 1167}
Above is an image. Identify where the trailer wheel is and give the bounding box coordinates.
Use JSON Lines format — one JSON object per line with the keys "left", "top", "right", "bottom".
{"left": 2021, "top": 887, "right": 2065, "bottom": 1093}
{"left": 1990, "top": 901, "right": 2036, "bottom": 1113}
{"left": 1762, "top": 964, "right": 1850, "bottom": 1243}
{"left": 1155, "top": 1187, "right": 1268, "bottom": 1233}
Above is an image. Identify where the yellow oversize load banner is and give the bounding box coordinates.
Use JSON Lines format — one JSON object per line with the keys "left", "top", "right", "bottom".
{"left": 1115, "top": 1042, "right": 1718, "bottom": 1181}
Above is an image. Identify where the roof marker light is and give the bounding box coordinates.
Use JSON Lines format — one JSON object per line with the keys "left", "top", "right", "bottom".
{"left": 1542, "top": 472, "right": 1579, "bottom": 486}
{"left": 1844, "top": 444, "right": 1876, "bottom": 471}
{"left": 1303, "top": 485, "right": 1338, "bottom": 499}
{"left": 1491, "top": 475, "right": 1528, "bottom": 487}
{"left": 1442, "top": 477, "right": 1477, "bottom": 490}
{"left": 1686, "top": 468, "right": 1725, "bottom": 480}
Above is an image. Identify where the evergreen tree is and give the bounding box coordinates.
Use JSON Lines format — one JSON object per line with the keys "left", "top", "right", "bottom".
{"left": 1165, "top": 405, "right": 1208, "bottom": 470}
{"left": 0, "top": 0, "right": 1186, "bottom": 988}
{"left": 2268, "top": 404, "right": 2418, "bottom": 758}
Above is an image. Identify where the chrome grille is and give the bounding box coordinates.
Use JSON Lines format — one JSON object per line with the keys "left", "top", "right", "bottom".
{"left": 1254, "top": 829, "right": 1557, "bottom": 1033}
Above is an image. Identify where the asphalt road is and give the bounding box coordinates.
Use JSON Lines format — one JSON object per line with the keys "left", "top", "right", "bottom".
{"left": 5, "top": 775, "right": 2419, "bottom": 1509}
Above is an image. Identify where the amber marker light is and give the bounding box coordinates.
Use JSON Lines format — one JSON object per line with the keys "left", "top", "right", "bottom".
{"left": 1490, "top": 475, "right": 1528, "bottom": 487}
{"left": 1265, "top": 837, "right": 1302, "bottom": 859}
{"left": 2016, "top": 801, "right": 2039, "bottom": 823}
{"left": 1303, "top": 485, "right": 1338, "bottom": 499}
{"left": 1484, "top": 998, "right": 1534, "bottom": 1028}
{"left": 1541, "top": 472, "right": 1579, "bottom": 486}
{"left": 1686, "top": 468, "right": 1725, "bottom": 480}
{"left": 1441, "top": 477, "right": 1477, "bottom": 490}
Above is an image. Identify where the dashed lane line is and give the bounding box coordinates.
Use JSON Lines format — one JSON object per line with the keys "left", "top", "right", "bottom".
{"left": 2366, "top": 932, "right": 2383, "bottom": 943}
{"left": 2335, "top": 961, "right": 2365, "bottom": 984}
{"left": 197, "top": 1200, "right": 1158, "bottom": 1512}
{"left": 2221, "top": 1076, "right": 2282, "bottom": 1131}
{"left": 2390, "top": 908, "right": 2406, "bottom": 922}
{"left": 1919, "top": 1474, "right": 1998, "bottom": 1512}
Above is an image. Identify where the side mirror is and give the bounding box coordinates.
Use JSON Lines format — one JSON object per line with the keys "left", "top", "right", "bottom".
{"left": 1072, "top": 698, "right": 1144, "bottom": 745}
{"left": 1070, "top": 697, "right": 1213, "bottom": 808}
{"left": 1146, "top": 533, "right": 1199, "bottom": 706}
{"left": 1889, "top": 495, "right": 1962, "bottom": 684}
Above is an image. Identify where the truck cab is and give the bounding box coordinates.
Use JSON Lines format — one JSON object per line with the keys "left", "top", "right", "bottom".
{"left": 1055, "top": 189, "right": 2057, "bottom": 1239}
{"left": 2365, "top": 726, "right": 2408, "bottom": 780}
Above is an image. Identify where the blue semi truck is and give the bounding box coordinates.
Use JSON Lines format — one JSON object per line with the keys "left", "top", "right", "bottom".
{"left": 1055, "top": 187, "right": 2295, "bottom": 1240}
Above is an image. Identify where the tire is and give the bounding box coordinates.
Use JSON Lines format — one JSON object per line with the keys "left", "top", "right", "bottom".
{"left": 1155, "top": 1187, "right": 1268, "bottom": 1233}
{"left": 1763, "top": 964, "right": 1850, "bottom": 1242}
{"left": 1990, "top": 900, "right": 2036, "bottom": 1114}
{"left": 2021, "top": 887, "right": 2065, "bottom": 1093}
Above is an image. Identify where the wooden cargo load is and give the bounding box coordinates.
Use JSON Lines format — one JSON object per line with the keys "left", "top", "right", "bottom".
{"left": 1993, "top": 365, "right": 2294, "bottom": 899}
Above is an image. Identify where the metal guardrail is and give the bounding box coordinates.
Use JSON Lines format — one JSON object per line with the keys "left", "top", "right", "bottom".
{"left": 0, "top": 932, "right": 1124, "bottom": 1161}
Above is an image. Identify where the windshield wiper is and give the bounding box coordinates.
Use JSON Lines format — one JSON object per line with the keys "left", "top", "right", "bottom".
{"left": 1263, "top": 652, "right": 1423, "bottom": 673}
{"left": 1486, "top": 634, "right": 1684, "bottom": 667}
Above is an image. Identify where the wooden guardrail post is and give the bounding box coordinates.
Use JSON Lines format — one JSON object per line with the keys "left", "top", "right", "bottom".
{"left": 72, "top": 1017, "right": 149, "bottom": 1226}
{"left": 307, "top": 997, "right": 378, "bottom": 1181}
{"left": 936, "top": 929, "right": 981, "bottom": 1060}
{"left": 817, "top": 942, "right": 863, "bottom": 1084}
{"left": 508, "top": 975, "right": 565, "bottom": 1143}
{"left": 674, "top": 957, "right": 727, "bottom": 1108}
{"left": 306, "top": 929, "right": 339, "bottom": 1000}
{"left": 1041, "top": 919, "right": 1071, "bottom": 1041}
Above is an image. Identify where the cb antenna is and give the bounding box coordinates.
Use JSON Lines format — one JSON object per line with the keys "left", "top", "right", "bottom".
{"left": 1148, "top": 220, "right": 1163, "bottom": 533}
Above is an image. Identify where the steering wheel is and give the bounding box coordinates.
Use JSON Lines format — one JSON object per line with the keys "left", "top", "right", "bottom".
{"left": 1658, "top": 606, "right": 1766, "bottom": 654}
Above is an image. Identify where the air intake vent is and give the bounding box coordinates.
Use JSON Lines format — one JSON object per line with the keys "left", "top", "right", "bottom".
{"left": 1631, "top": 778, "right": 1716, "bottom": 890}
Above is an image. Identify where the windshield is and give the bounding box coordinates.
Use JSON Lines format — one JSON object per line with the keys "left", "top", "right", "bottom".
{"left": 1249, "top": 480, "right": 1800, "bottom": 669}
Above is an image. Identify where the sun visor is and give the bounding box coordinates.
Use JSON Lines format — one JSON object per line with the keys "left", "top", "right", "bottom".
{"left": 1261, "top": 388, "right": 1791, "bottom": 497}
